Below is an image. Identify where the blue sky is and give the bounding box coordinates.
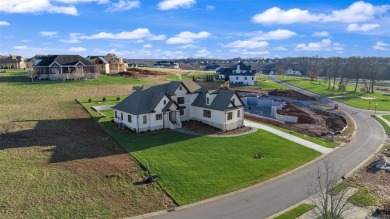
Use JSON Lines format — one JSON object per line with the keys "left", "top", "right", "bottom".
{"left": 0, "top": 0, "right": 389, "bottom": 58}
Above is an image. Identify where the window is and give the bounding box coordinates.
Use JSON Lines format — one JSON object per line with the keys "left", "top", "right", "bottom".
{"left": 121, "top": 113, "right": 123, "bottom": 120}
{"left": 180, "top": 109, "right": 184, "bottom": 116}
{"left": 206, "top": 97, "right": 209, "bottom": 105}
{"left": 128, "top": 114, "right": 132, "bottom": 122}
{"left": 143, "top": 115, "right": 147, "bottom": 124}
{"left": 164, "top": 100, "right": 166, "bottom": 105}
{"left": 227, "top": 112, "right": 233, "bottom": 120}
{"left": 236, "top": 77, "right": 238, "bottom": 80}
{"left": 245, "top": 77, "right": 247, "bottom": 80}
{"left": 237, "top": 110, "right": 240, "bottom": 117}
{"left": 156, "top": 114, "right": 162, "bottom": 120}
{"left": 252, "top": 77, "right": 254, "bottom": 80}
{"left": 179, "top": 85, "right": 182, "bottom": 90}
{"left": 203, "top": 110, "right": 211, "bottom": 118}
{"left": 115, "top": 111, "right": 117, "bottom": 119}
{"left": 177, "top": 97, "right": 184, "bottom": 104}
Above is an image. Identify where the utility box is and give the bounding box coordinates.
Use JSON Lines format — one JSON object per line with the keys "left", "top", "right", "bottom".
{"left": 334, "top": 104, "right": 339, "bottom": 110}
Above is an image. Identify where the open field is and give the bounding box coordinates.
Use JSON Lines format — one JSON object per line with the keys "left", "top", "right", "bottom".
{"left": 256, "top": 74, "right": 289, "bottom": 90}
{"left": 277, "top": 76, "right": 390, "bottom": 111}
{"left": 0, "top": 70, "right": 175, "bottom": 218}
{"left": 79, "top": 99, "right": 321, "bottom": 205}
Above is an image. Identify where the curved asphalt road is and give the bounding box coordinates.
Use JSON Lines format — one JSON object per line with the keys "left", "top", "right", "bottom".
{"left": 150, "top": 76, "right": 386, "bottom": 219}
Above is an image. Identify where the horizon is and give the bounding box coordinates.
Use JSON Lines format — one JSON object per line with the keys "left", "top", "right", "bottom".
{"left": 1, "top": 0, "right": 390, "bottom": 59}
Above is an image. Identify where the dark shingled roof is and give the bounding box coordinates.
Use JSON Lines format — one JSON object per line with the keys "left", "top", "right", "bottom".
{"left": 35, "top": 55, "right": 94, "bottom": 66}
{"left": 192, "top": 89, "right": 244, "bottom": 111}
{"left": 113, "top": 80, "right": 201, "bottom": 115}
{"left": 216, "top": 61, "right": 256, "bottom": 76}
{"left": 231, "top": 61, "right": 252, "bottom": 71}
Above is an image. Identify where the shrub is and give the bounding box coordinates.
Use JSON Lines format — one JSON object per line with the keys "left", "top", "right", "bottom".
{"left": 88, "top": 98, "right": 92, "bottom": 103}
{"left": 102, "top": 97, "right": 106, "bottom": 102}
{"left": 117, "top": 97, "right": 120, "bottom": 101}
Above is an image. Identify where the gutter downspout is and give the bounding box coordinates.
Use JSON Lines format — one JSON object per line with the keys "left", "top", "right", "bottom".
{"left": 225, "top": 110, "right": 227, "bottom": 131}
{"left": 137, "top": 115, "right": 139, "bottom": 133}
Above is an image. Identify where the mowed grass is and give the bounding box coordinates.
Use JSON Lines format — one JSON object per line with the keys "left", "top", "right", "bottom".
{"left": 334, "top": 182, "right": 378, "bottom": 207}
{"left": 79, "top": 99, "right": 321, "bottom": 205}
{"left": 0, "top": 70, "right": 175, "bottom": 218}
{"left": 273, "top": 203, "right": 315, "bottom": 219}
{"left": 372, "top": 115, "right": 390, "bottom": 135}
{"left": 256, "top": 74, "right": 289, "bottom": 90}
{"left": 383, "top": 115, "right": 390, "bottom": 122}
{"left": 277, "top": 76, "right": 390, "bottom": 111}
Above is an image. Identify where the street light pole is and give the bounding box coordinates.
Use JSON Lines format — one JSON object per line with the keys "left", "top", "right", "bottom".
{"left": 375, "top": 104, "right": 377, "bottom": 115}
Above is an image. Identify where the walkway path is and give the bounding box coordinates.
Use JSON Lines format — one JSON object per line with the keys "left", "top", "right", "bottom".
{"left": 244, "top": 120, "right": 332, "bottom": 154}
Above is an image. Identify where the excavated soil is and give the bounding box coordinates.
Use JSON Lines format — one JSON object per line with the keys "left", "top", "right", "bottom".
{"left": 114, "top": 68, "right": 167, "bottom": 78}
{"left": 268, "top": 89, "right": 316, "bottom": 101}
{"left": 247, "top": 103, "right": 346, "bottom": 137}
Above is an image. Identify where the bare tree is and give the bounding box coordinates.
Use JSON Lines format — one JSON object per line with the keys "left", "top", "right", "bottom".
{"left": 329, "top": 57, "right": 342, "bottom": 91}
{"left": 308, "top": 55, "right": 320, "bottom": 81}
{"left": 26, "top": 67, "right": 39, "bottom": 82}
{"left": 307, "top": 160, "right": 352, "bottom": 219}
{"left": 348, "top": 56, "right": 368, "bottom": 92}
{"left": 365, "top": 57, "right": 380, "bottom": 93}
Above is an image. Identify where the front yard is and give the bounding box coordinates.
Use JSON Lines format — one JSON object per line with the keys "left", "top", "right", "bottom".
{"left": 80, "top": 98, "right": 321, "bottom": 205}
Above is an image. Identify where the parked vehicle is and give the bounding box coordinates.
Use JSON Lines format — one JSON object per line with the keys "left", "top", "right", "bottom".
{"left": 0, "top": 69, "right": 5, "bottom": 73}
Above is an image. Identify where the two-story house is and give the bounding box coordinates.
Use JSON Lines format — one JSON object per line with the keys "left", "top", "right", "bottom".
{"left": 112, "top": 80, "right": 244, "bottom": 133}
{"left": 216, "top": 61, "right": 256, "bottom": 85}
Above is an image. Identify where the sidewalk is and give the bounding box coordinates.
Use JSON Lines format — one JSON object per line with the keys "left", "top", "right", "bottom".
{"left": 244, "top": 120, "right": 333, "bottom": 154}
{"left": 376, "top": 114, "right": 390, "bottom": 128}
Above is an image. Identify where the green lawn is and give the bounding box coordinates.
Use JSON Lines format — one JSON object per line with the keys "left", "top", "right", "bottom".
{"left": 79, "top": 99, "right": 321, "bottom": 205}
{"left": 256, "top": 74, "right": 289, "bottom": 90}
{"left": 274, "top": 203, "right": 315, "bottom": 219}
{"left": 164, "top": 74, "right": 192, "bottom": 81}
{"left": 277, "top": 76, "right": 390, "bottom": 111}
{"left": 382, "top": 115, "right": 390, "bottom": 122}
{"left": 334, "top": 182, "right": 377, "bottom": 207}
{"left": 372, "top": 116, "right": 390, "bottom": 135}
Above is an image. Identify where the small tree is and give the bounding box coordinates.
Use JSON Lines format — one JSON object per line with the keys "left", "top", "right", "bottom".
{"left": 26, "top": 68, "right": 39, "bottom": 82}
{"left": 307, "top": 159, "right": 352, "bottom": 219}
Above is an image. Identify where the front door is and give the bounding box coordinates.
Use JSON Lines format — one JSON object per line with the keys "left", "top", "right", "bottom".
{"left": 169, "top": 111, "right": 176, "bottom": 123}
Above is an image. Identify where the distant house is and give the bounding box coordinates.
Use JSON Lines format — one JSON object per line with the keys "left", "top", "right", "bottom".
{"left": 153, "top": 61, "right": 179, "bottom": 69}
{"left": 34, "top": 55, "right": 96, "bottom": 80}
{"left": 286, "top": 69, "right": 302, "bottom": 76}
{"left": 113, "top": 80, "right": 244, "bottom": 133}
{"left": 25, "top": 55, "right": 48, "bottom": 69}
{"left": 216, "top": 61, "right": 256, "bottom": 85}
{"left": 203, "top": 64, "right": 220, "bottom": 71}
{"left": 0, "top": 55, "right": 26, "bottom": 69}
{"left": 86, "top": 53, "right": 127, "bottom": 74}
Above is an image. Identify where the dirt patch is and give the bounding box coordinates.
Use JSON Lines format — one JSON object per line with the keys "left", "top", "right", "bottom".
{"left": 348, "top": 148, "right": 390, "bottom": 208}
{"left": 268, "top": 89, "right": 316, "bottom": 101}
{"left": 114, "top": 68, "right": 168, "bottom": 79}
{"left": 182, "top": 120, "right": 252, "bottom": 136}
{"left": 246, "top": 103, "right": 347, "bottom": 137}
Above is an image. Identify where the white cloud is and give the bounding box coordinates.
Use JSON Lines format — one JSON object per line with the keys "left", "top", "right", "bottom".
{"left": 69, "top": 47, "right": 86, "bottom": 52}
{"left": 54, "top": 0, "right": 109, "bottom": 3}
{"left": 206, "top": 5, "right": 215, "bottom": 11}
{"left": 0, "top": 0, "right": 78, "bottom": 16}
{"left": 295, "top": 39, "right": 343, "bottom": 51}
{"left": 14, "top": 45, "right": 28, "bottom": 49}
{"left": 322, "top": 1, "right": 390, "bottom": 23}
{"left": 166, "top": 31, "right": 211, "bottom": 44}
{"left": 143, "top": 44, "right": 152, "bottom": 48}
{"left": 346, "top": 23, "right": 380, "bottom": 32}
{"left": 224, "top": 40, "right": 269, "bottom": 49}
{"left": 274, "top": 46, "right": 287, "bottom": 51}
{"left": 157, "top": 0, "right": 195, "bottom": 10}
{"left": 373, "top": 41, "right": 389, "bottom": 50}
{"left": 0, "top": 21, "right": 10, "bottom": 26}
{"left": 250, "top": 29, "right": 297, "bottom": 41}
{"left": 195, "top": 48, "right": 210, "bottom": 57}
{"left": 312, "top": 31, "right": 330, "bottom": 37}
{"left": 180, "top": 44, "right": 197, "bottom": 49}
{"left": 40, "top": 31, "right": 58, "bottom": 37}
{"left": 252, "top": 7, "right": 322, "bottom": 24}
{"left": 60, "top": 33, "right": 81, "bottom": 43}
{"left": 80, "top": 28, "right": 165, "bottom": 41}
{"left": 94, "top": 48, "right": 186, "bottom": 59}
{"left": 252, "top": 1, "right": 390, "bottom": 24}
{"left": 106, "top": 0, "right": 140, "bottom": 12}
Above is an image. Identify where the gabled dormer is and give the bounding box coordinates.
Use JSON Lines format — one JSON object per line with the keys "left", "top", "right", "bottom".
{"left": 206, "top": 90, "right": 217, "bottom": 105}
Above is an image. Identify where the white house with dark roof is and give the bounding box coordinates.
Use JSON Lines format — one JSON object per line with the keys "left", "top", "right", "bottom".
{"left": 216, "top": 61, "right": 256, "bottom": 86}
{"left": 112, "top": 80, "right": 244, "bottom": 133}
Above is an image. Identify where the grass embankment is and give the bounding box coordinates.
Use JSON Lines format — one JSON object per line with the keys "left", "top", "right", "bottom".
{"left": 0, "top": 70, "right": 174, "bottom": 218}
{"left": 256, "top": 74, "right": 289, "bottom": 90}
{"left": 277, "top": 76, "right": 390, "bottom": 111}
{"left": 383, "top": 115, "right": 390, "bottom": 122}
{"left": 334, "top": 182, "right": 378, "bottom": 207}
{"left": 273, "top": 203, "right": 315, "bottom": 219}
{"left": 79, "top": 99, "right": 321, "bottom": 205}
{"left": 372, "top": 115, "right": 390, "bottom": 135}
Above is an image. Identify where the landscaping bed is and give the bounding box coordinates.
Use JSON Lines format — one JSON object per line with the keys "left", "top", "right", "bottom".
{"left": 181, "top": 120, "right": 252, "bottom": 136}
